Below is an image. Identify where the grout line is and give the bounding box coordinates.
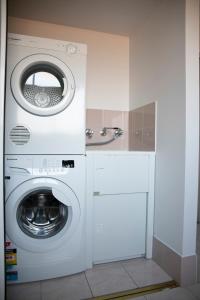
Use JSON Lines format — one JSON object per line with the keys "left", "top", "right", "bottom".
{"left": 120, "top": 261, "right": 138, "bottom": 288}
{"left": 84, "top": 271, "right": 94, "bottom": 297}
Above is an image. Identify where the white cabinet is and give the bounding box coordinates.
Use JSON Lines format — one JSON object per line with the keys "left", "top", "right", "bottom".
{"left": 86, "top": 151, "right": 155, "bottom": 267}
{"left": 94, "top": 154, "right": 149, "bottom": 194}
{"left": 93, "top": 193, "right": 147, "bottom": 263}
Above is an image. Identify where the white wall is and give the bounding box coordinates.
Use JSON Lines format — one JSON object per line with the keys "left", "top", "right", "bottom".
{"left": 183, "top": 0, "right": 199, "bottom": 256}
{"left": 8, "top": 17, "right": 130, "bottom": 111}
{"left": 0, "top": 0, "right": 6, "bottom": 298}
{"left": 130, "top": 0, "right": 199, "bottom": 256}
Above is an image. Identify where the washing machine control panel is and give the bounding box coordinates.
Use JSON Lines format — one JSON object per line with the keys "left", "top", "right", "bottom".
{"left": 62, "top": 160, "right": 74, "bottom": 168}
{"left": 33, "top": 158, "right": 75, "bottom": 175}
{"left": 5, "top": 157, "right": 75, "bottom": 176}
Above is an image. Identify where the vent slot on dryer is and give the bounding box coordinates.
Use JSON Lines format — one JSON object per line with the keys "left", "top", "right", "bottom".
{"left": 9, "top": 126, "right": 30, "bottom": 145}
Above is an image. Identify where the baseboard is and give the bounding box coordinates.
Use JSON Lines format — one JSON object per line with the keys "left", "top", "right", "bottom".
{"left": 153, "top": 236, "right": 197, "bottom": 286}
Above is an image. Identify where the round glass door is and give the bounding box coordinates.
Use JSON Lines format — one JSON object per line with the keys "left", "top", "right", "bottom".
{"left": 11, "top": 54, "right": 75, "bottom": 116}
{"left": 17, "top": 188, "right": 68, "bottom": 239}
{"left": 22, "top": 68, "right": 65, "bottom": 108}
{"left": 6, "top": 178, "right": 80, "bottom": 252}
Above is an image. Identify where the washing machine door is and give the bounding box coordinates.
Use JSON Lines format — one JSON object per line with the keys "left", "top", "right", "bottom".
{"left": 6, "top": 178, "right": 80, "bottom": 252}
{"left": 11, "top": 54, "right": 75, "bottom": 116}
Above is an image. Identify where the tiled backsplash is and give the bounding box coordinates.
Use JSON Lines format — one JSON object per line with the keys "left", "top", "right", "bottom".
{"left": 86, "top": 109, "right": 129, "bottom": 150}
{"left": 86, "top": 103, "right": 155, "bottom": 151}
{"left": 129, "top": 103, "right": 155, "bottom": 151}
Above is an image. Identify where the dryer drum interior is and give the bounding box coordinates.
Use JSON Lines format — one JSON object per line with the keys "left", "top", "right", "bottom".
{"left": 16, "top": 188, "right": 68, "bottom": 239}
{"left": 21, "top": 64, "right": 65, "bottom": 108}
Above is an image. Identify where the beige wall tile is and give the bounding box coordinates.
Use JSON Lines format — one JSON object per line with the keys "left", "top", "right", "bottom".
{"left": 103, "top": 110, "right": 123, "bottom": 127}
{"left": 128, "top": 111, "right": 134, "bottom": 149}
{"left": 142, "top": 128, "right": 155, "bottom": 151}
{"left": 122, "top": 111, "right": 129, "bottom": 149}
{"left": 86, "top": 109, "right": 103, "bottom": 131}
{"left": 134, "top": 108, "right": 144, "bottom": 130}
{"left": 86, "top": 109, "right": 128, "bottom": 150}
{"left": 86, "top": 103, "right": 155, "bottom": 151}
{"left": 129, "top": 103, "right": 155, "bottom": 151}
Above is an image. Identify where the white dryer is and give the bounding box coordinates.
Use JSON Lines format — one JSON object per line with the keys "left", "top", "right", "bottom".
{"left": 5, "top": 155, "right": 86, "bottom": 283}
{"left": 5, "top": 33, "right": 87, "bottom": 155}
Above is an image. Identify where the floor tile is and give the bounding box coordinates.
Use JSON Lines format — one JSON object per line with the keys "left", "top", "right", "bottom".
{"left": 85, "top": 261, "right": 137, "bottom": 297}
{"left": 146, "top": 287, "right": 197, "bottom": 300}
{"left": 6, "top": 281, "right": 41, "bottom": 300}
{"left": 41, "top": 273, "right": 92, "bottom": 300}
{"left": 122, "top": 258, "right": 172, "bottom": 287}
{"left": 187, "top": 284, "right": 200, "bottom": 299}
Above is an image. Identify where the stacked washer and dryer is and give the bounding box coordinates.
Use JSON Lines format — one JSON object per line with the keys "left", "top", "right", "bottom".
{"left": 4, "top": 33, "right": 87, "bottom": 283}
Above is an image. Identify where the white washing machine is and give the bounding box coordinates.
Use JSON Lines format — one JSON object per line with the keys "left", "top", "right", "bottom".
{"left": 5, "top": 33, "right": 87, "bottom": 155}
{"left": 5, "top": 155, "right": 86, "bottom": 283}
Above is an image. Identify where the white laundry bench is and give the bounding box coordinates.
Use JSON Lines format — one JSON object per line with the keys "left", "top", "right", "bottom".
{"left": 86, "top": 151, "right": 155, "bottom": 267}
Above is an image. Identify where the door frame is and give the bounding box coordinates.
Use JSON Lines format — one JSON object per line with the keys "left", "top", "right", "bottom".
{"left": 0, "top": 0, "right": 7, "bottom": 298}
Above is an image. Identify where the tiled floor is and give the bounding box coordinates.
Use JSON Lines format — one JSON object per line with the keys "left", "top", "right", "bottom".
{"left": 6, "top": 258, "right": 172, "bottom": 300}
{"left": 7, "top": 223, "right": 200, "bottom": 300}
{"left": 6, "top": 227, "right": 200, "bottom": 300}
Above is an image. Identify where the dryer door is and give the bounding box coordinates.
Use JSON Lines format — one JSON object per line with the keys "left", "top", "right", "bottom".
{"left": 6, "top": 178, "right": 80, "bottom": 252}
{"left": 11, "top": 54, "right": 75, "bottom": 116}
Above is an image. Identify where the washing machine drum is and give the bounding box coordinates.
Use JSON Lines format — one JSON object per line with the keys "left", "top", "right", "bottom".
{"left": 6, "top": 178, "right": 81, "bottom": 252}
{"left": 17, "top": 189, "right": 68, "bottom": 239}
{"left": 11, "top": 54, "right": 75, "bottom": 116}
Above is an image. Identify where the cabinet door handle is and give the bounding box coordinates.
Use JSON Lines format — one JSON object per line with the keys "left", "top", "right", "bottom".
{"left": 93, "top": 192, "right": 100, "bottom": 196}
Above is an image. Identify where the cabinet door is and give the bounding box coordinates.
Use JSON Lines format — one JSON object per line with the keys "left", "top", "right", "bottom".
{"left": 94, "top": 154, "right": 149, "bottom": 194}
{"left": 93, "top": 193, "right": 147, "bottom": 263}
